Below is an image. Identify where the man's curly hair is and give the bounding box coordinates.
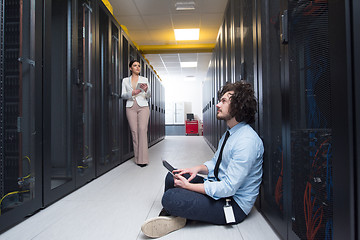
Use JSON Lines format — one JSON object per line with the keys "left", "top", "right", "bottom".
{"left": 218, "top": 81, "right": 257, "bottom": 124}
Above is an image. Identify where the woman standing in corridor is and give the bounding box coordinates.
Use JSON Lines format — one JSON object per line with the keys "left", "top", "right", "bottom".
{"left": 121, "top": 60, "right": 151, "bottom": 167}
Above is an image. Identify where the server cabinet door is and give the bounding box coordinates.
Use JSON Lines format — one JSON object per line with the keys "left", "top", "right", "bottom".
{"left": 0, "top": 0, "right": 42, "bottom": 231}
{"left": 120, "top": 35, "right": 133, "bottom": 161}
{"left": 43, "top": 0, "right": 76, "bottom": 205}
{"left": 259, "top": 0, "right": 287, "bottom": 238}
{"left": 75, "top": 0, "right": 96, "bottom": 187}
{"left": 286, "top": 1, "right": 333, "bottom": 239}
{"left": 110, "top": 22, "right": 121, "bottom": 164}
{"left": 96, "top": 6, "right": 116, "bottom": 175}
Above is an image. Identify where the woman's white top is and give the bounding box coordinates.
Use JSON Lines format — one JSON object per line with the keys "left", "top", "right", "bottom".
{"left": 121, "top": 75, "right": 151, "bottom": 107}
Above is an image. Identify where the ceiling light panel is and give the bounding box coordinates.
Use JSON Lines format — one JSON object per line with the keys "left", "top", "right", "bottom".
{"left": 180, "top": 62, "right": 197, "bottom": 68}
{"left": 174, "top": 28, "right": 200, "bottom": 41}
{"left": 175, "top": 1, "right": 195, "bottom": 11}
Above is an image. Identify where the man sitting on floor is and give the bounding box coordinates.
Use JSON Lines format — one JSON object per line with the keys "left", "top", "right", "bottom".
{"left": 141, "top": 81, "right": 264, "bottom": 238}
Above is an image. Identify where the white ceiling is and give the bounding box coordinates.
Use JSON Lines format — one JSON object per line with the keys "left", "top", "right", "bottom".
{"left": 144, "top": 52, "right": 212, "bottom": 82}
{"left": 108, "top": 0, "right": 228, "bottom": 83}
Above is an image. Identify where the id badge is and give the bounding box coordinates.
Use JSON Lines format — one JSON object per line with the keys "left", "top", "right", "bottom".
{"left": 223, "top": 199, "right": 236, "bottom": 224}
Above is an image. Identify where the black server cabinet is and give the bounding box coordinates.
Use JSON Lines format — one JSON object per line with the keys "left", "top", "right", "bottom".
{"left": 155, "top": 78, "right": 159, "bottom": 142}
{"left": 286, "top": 2, "right": 333, "bottom": 239}
{"left": 203, "top": 0, "right": 358, "bottom": 238}
{"left": 259, "top": 0, "right": 335, "bottom": 239}
{"left": 353, "top": 0, "right": 360, "bottom": 237}
{"left": 259, "top": 0, "right": 357, "bottom": 239}
{"left": 95, "top": 3, "right": 122, "bottom": 175}
{"left": 43, "top": 0, "right": 77, "bottom": 205}
{"left": 328, "top": 1, "right": 357, "bottom": 239}
{"left": 150, "top": 74, "right": 155, "bottom": 144}
{"left": 109, "top": 21, "right": 121, "bottom": 165}
{"left": 259, "top": 0, "right": 287, "bottom": 238}
{"left": 146, "top": 66, "right": 150, "bottom": 144}
{"left": 120, "top": 33, "right": 134, "bottom": 161}
{"left": 0, "top": 0, "right": 42, "bottom": 231}
{"left": 74, "top": 0, "right": 96, "bottom": 187}
{"left": 149, "top": 73, "right": 154, "bottom": 144}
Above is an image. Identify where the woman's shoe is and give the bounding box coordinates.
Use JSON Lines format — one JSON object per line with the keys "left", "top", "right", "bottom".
{"left": 137, "top": 164, "right": 147, "bottom": 167}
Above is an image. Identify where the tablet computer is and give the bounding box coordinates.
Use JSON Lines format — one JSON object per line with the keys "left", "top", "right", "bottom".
{"left": 136, "top": 82, "right": 147, "bottom": 92}
{"left": 162, "top": 160, "right": 176, "bottom": 175}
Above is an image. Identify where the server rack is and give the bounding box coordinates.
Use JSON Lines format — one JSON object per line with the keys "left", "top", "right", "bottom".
{"left": 150, "top": 73, "right": 155, "bottom": 144}
{"left": 150, "top": 72, "right": 155, "bottom": 144}
{"left": 95, "top": 2, "right": 123, "bottom": 176}
{"left": 0, "top": 0, "right": 166, "bottom": 233}
{"left": 75, "top": 0, "right": 96, "bottom": 187}
{"left": 120, "top": 34, "right": 132, "bottom": 161}
{"left": 109, "top": 21, "right": 121, "bottom": 165}
{"left": 120, "top": 32, "right": 134, "bottom": 161}
{"left": 328, "top": 1, "right": 357, "bottom": 239}
{"left": 43, "top": 0, "right": 77, "bottom": 205}
{"left": 0, "top": 0, "right": 42, "bottom": 231}
{"left": 284, "top": 2, "right": 333, "bottom": 238}
{"left": 203, "top": 0, "right": 358, "bottom": 239}
{"left": 146, "top": 66, "right": 151, "bottom": 144}
{"left": 353, "top": 0, "right": 360, "bottom": 236}
{"left": 258, "top": 0, "right": 286, "bottom": 237}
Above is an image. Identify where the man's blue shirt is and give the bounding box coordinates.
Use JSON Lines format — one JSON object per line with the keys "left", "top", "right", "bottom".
{"left": 203, "top": 122, "right": 264, "bottom": 215}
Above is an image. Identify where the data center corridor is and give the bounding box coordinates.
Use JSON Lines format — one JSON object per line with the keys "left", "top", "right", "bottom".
{"left": 0, "top": 136, "right": 279, "bottom": 240}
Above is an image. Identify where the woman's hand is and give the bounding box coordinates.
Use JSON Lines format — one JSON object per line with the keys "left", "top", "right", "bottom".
{"left": 132, "top": 89, "right": 141, "bottom": 95}
{"left": 140, "top": 83, "right": 148, "bottom": 92}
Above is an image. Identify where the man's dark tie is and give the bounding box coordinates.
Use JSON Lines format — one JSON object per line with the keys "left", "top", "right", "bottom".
{"left": 214, "top": 131, "right": 230, "bottom": 181}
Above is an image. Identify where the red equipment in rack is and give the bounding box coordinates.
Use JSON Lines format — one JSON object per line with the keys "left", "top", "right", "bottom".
{"left": 185, "top": 120, "right": 199, "bottom": 135}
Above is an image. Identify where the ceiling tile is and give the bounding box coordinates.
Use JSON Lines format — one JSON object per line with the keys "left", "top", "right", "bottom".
{"left": 145, "top": 54, "right": 162, "bottom": 61}
{"left": 134, "top": 0, "right": 172, "bottom": 15}
{"left": 172, "top": 13, "right": 201, "bottom": 28}
{"left": 166, "top": 67, "right": 181, "bottom": 73}
{"left": 179, "top": 53, "right": 198, "bottom": 62}
{"left": 149, "top": 29, "right": 176, "bottom": 43}
{"left": 142, "top": 15, "right": 173, "bottom": 30}
{"left": 111, "top": 0, "right": 139, "bottom": 16}
{"left": 115, "top": 16, "right": 146, "bottom": 30}
{"left": 152, "top": 66, "right": 167, "bottom": 71}
{"left": 165, "top": 62, "right": 181, "bottom": 68}
{"left": 127, "top": 30, "right": 152, "bottom": 43}
{"left": 200, "top": 13, "right": 225, "bottom": 27}
{"left": 196, "top": 0, "right": 228, "bottom": 13}
{"left": 199, "top": 27, "right": 219, "bottom": 42}
{"left": 160, "top": 54, "right": 180, "bottom": 62}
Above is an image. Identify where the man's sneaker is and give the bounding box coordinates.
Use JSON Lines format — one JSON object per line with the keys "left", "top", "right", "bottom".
{"left": 158, "top": 208, "right": 171, "bottom": 216}
{"left": 141, "top": 216, "right": 186, "bottom": 238}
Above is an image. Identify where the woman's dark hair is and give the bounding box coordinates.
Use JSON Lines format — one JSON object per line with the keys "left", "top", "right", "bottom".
{"left": 217, "top": 80, "right": 257, "bottom": 124}
{"left": 129, "top": 59, "right": 140, "bottom": 68}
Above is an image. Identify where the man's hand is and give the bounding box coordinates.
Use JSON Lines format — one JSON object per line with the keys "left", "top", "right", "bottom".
{"left": 173, "top": 173, "right": 206, "bottom": 194}
{"left": 173, "top": 167, "right": 198, "bottom": 182}
{"left": 173, "top": 174, "right": 189, "bottom": 189}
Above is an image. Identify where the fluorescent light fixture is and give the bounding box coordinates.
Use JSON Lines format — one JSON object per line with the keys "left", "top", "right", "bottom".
{"left": 180, "top": 62, "right": 197, "bottom": 68}
{"left": 175, "top": 1, "right": 195, "bottom": 11}
{"left": 184, "top": 76, "right": 196, "bottom": 81}
{"left": 174, "top": 28, "right": 199, "bottom": 41}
